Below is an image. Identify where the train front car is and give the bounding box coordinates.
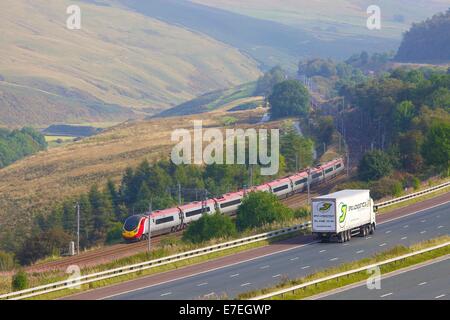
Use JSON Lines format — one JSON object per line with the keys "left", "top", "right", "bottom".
{"left": 122, "top": 214, "right": 147, "bottom": 241}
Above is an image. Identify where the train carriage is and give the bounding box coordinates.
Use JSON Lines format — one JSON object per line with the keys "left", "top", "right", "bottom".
{"left": 266, "top": 177, "right": 293, "bottom": 198}
{"left": 289, "top": 171, "right": 309, "bottom": 193}
{"left": 214, "top": 191, "right": 244, "bottom": 215}
{"left": 179, "top": 200, "right": 216, "bottom": 224}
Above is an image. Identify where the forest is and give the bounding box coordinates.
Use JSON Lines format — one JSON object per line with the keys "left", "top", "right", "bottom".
{"left": 396, "top": 9, "right": 450, "bottom": 63}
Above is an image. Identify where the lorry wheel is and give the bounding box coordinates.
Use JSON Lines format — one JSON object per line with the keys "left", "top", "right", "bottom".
{"left": 338, "top": 233, "right": 345, "bottom": 243}
{"left": 369, "top": 224, "right": 374, "bottom": 235}
{"left": 347, "top": 230, "right": 352, "bottom": 241}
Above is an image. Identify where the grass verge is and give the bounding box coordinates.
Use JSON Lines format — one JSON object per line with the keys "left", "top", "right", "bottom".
{"left": 237, "top": 236, "right": 450, "bottom": 300}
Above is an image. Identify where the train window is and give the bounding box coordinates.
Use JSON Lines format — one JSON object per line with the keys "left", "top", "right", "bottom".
{"left": 123, "top": 215, "right": 143, "bottom": 231}
{"left": 312, "top": 173, "right": 322, "bottom": 179}
{"left": 273, "top": 184, "right": 289, "bottom": 193}
{"left": 295, "top": 178, "right": 308, "bottom": 185}
{"left": 185, "top": 206, "right": 211, "bottom": 217}
{"left": 220, "top": 199, "right": 242, "bottom": 209}
{"left": 155, "top": 216, "right": 175, "bottom": 225}
{"left": 325, "top": 167, "right": 334, "bottom": 174}
{"left": 336, "top": 163, "right": 342, "bottom": 169}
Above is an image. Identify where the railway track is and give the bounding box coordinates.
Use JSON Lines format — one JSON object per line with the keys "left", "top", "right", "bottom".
{"left": 25, "top": 174, "right": 348, "bottom": 273}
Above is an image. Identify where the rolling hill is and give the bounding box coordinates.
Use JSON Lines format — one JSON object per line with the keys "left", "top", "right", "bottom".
{"left": 0, "top": 0, "right": 261, "bottom": 127}
{"left": 193, "top": 0, "right": 450, "bottom": 40}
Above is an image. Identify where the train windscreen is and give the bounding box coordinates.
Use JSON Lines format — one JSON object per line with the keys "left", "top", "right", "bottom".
{"left": 123, "top": 215, "right": 143, "bottom": 231}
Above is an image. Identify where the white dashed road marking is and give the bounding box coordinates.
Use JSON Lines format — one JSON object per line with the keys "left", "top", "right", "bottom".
{"left": 379, "top": 243, "right": 387, "bottom": 247}
{"left": 401, "top": 237, "right": 408, "bottom": 240}
{"left": 418, "top": 282, "right": 427, "bottom": 286}
{"left": 357, "top": 250, "right": 364, "bottom": 254}
{"left": 290, "top": 257, "right": 299, "bottom": 261}
{"left": 319, "top": 250, "right": 326, "bottom": 253}
{"left": 197, "top": 282, "right": 208, "bottom": 287}
{"left": 160, "top": 292, "right": 172, "bottom": 297}
{"left": 241, "top": 283, "right": 251, "bottom": 287}
{"left": 330, "top": 257, "right": 339, "bottom": 261}
{"left": 435, "top": 294, "right": 446, "bottom": 299}
{"left": 230, "top": 274, "right": 239, "bottom": 278}
{"left": 260, "top": 265, "right": 270, "bottom": 269}
{"left": 272, "top": 274, "right": 281, "bottom": 278}
{"left": 301, "top": 266, "right": 310, "bottom": 270}
{"left": 380, "top": 293, "right": 393, "bottom": 298}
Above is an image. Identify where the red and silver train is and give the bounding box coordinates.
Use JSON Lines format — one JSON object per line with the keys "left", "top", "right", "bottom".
{"left": 122, "top": 158, "right": 345, "bottom": 241}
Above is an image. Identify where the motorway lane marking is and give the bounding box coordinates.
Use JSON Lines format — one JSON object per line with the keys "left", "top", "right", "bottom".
{"left": 329, "top": 257, "right": 339, "bottom": 261}
{"left": 401, "top": 236, "right": 408, "bottom": 240}
{"left": 379, "top": 243, "right": 387, "bottom": 247}
{"left": 343, "top": 243, "right": 349, "bottom": 246}
{"left": 435, "top": 294, "right": 446, "bottom": 299}
{"left": 230, "top": 273, "right": 239, "bottom": 278}
{"left": 241, "top": 283, "right": 251, "bottom": 287}
{"left": 418, "top": 282, "right": 427, "bottom": 286}
{"left": 160, "top": 292, "right": 172, "bottom": 297}
{"left": 366, "top": 236, "right": 372, "bottom": 239}
{"left": 403, "top": 225, "right": 409, "bottom": 228}
{"left": 272, "top": 274, "right": 281, "bottom": 278}
{"left": 97, "top": 200, "right": 450, "bottom": 300}
{"left": 421, "top": 220, "right": 426, "bottom": 223}
{"left": 420, "top": 230, "right": 427, "bottom": 234}
{"left": 197, "top": 282, "right": 208, "bottom": 287}
{"left": 319, "top": 250, "right": 326, "bottom": 253}
{"left": 380, "top": 293, "right": 393, "bottom": 298}
{"left": 356, "top": 250, "right": 364, "bottom": 254}
{"left": 301, "top": 266, "right": 310, "bottom": 270}
{"left": 290, "top": 257, "right": 299, "bottom": 261}
{"left": 385, "top": 230, "right": 391, "bottom": 234}
{"left": 381, "top": 200, "right": 450, "bottom": 225}
{"left": 260, "top": 265, "right": 270, "bottom": 269}
{"left": 437, "top": 225, "right": 444, "bottom": 229}
{"left": 204, "top": 292, "right": 215, "bottom": 298}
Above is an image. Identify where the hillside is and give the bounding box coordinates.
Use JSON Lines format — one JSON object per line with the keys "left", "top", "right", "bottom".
{"left": 396, "top": 9, "right": 450, "bottom": 63}
{"left": 154, "top": 82, "right": 263, "bottom": 117}
{"left": 115, "top": 0, "right": 399, "bottom": 69}
{"left": 0, "top": 107, "right": 281, "bottom": 235}
{"left": 193, "top": 0, "right": 450, "bottom": 40}
{"left": 0, "top": 0, "right": 261, "bottom": 127}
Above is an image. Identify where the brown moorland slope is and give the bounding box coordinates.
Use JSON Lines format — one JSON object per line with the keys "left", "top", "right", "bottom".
{"left": 0, "top": 0, "right": 261, "bottom": 127}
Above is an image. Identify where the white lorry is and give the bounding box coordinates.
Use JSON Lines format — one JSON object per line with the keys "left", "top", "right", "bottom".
{"left": 311, "top": 190, "right": 376, "bottom": 243}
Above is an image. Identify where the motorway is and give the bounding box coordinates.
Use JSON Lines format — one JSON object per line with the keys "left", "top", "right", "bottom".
{"left": 317, "top": 255, "right": 450, "bottom": 300}
{"left": 66, "top": 193, "right": 449, "bottom": 300}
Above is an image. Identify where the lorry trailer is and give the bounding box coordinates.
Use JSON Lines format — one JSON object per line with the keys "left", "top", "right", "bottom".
{"left": 311, "top": 190, "right": 376, "bottom": 243}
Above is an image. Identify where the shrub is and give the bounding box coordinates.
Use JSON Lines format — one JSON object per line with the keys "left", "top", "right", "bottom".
{"left": 183, "top": 213, "right": 237, "bottom": 244}
{"left": 358, "top": 150, "right": 393, "bottom": 181}
{"left": 370, "top": 177, "right": 403, "bottom": 200}
{"left": 0, "top": 251, "right": 15, "bottom": 271}
{"left": 293, "top": 207, "right": 310, "bottom": 219}
{"left": 236, "top": 192, "right": 294, "bottom": 231}
{"left": 106, "top": 222, "right": 124, "bottom": 244}
{"left": 12, "top": 269, "right": 28, "bottom": 291}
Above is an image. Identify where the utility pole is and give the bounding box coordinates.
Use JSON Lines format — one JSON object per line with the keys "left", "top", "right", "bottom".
{"left": 76, "top": 202, "right": 80, "bottom": 255}
{"left": 147, "top": 201, "right": 152, "bottom": 253}
{"left": 346, "top": 152, "right": 350, "bottom": 177}
{"left": 307, "top": 169, "right": 311, "bottom": 205}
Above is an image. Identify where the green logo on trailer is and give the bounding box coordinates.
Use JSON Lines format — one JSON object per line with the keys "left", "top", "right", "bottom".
{"left": 338, "top": 203, "right": 347, "bottom": 227}
{"left": 319, "top": 202, "right": 332, "bottom": 213}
